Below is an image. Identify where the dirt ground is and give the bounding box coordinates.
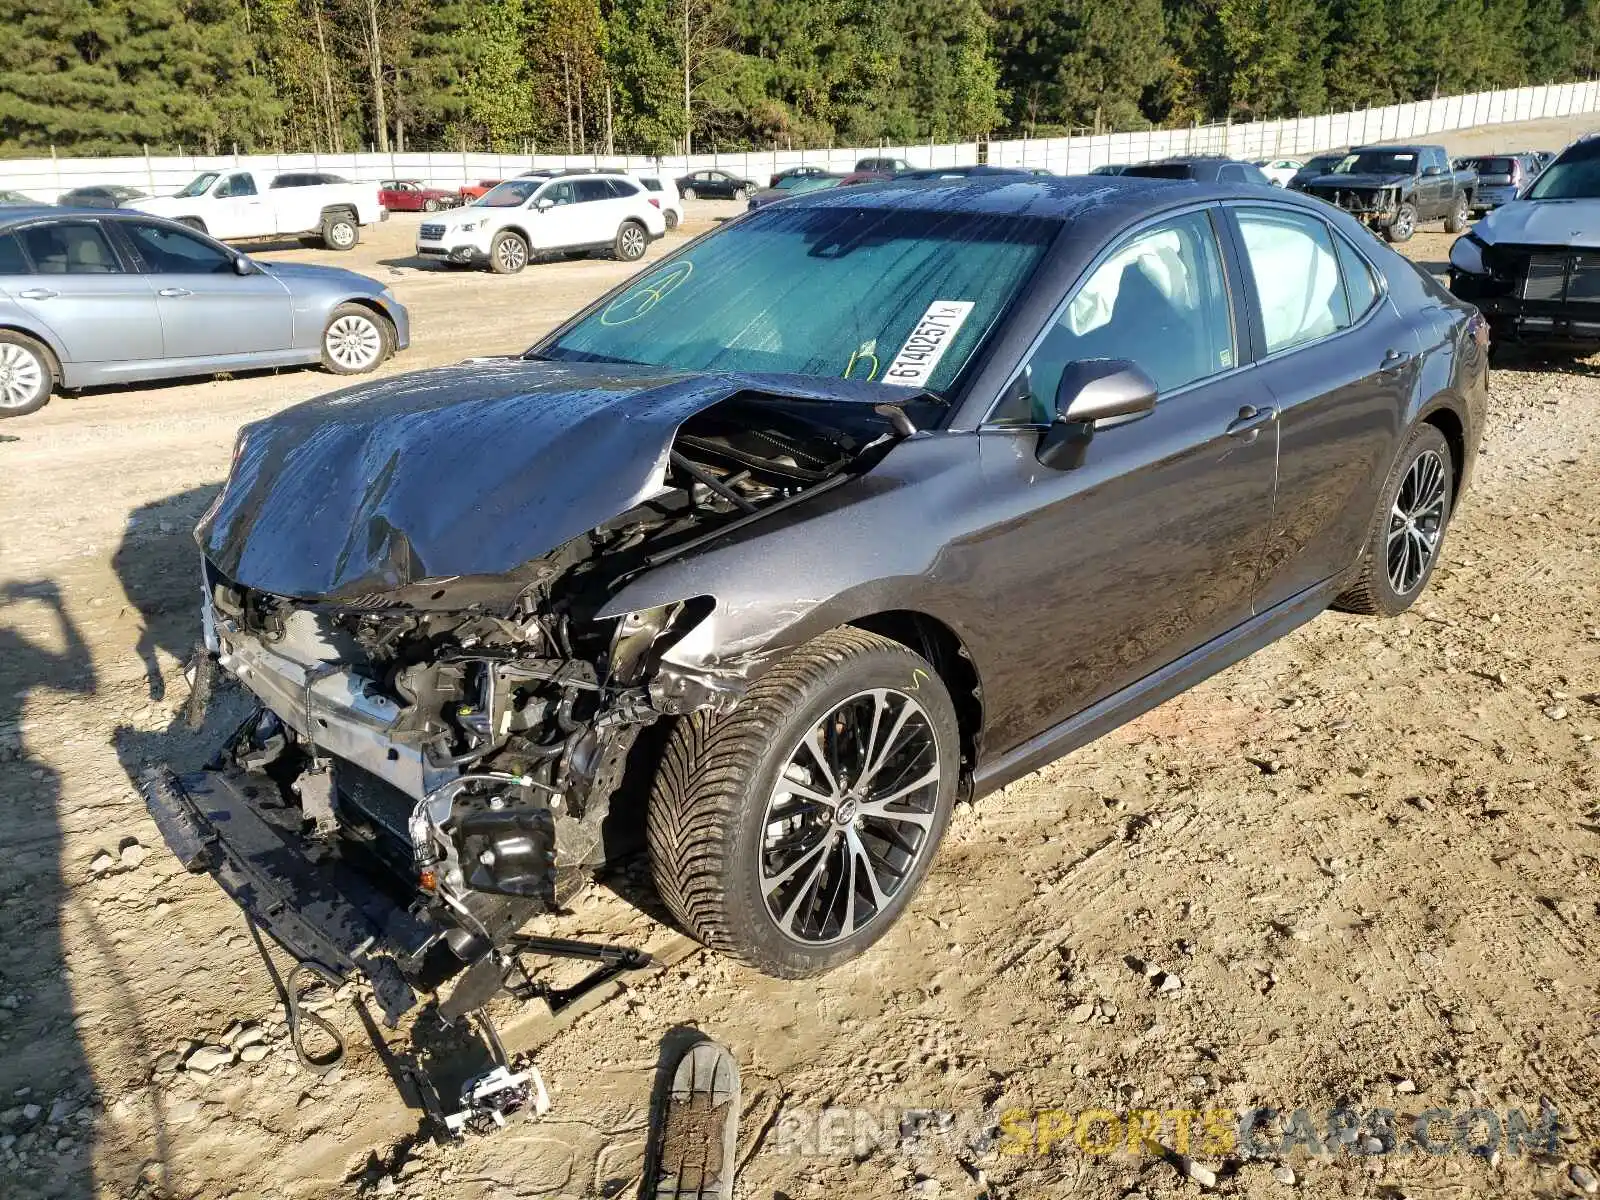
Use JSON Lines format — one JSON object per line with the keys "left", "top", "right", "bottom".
{"left": 1, "top": 111, "right": 1598, "bottom": 1200}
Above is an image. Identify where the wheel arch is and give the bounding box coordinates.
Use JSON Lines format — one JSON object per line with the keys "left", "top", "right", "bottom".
{"left": 1418, "top": 399, "right": 1467, "bottom": 509}
{"left": 336, "top": 295, "right": 397, "bottom": 337}
{"left": 847, "top": 609, "right": 985, "bottom": 784}
{"left": 0, "top": 322, "right": 65, "bottom": 384}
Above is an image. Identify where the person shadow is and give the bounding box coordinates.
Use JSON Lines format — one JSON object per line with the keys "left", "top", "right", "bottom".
{"left": 0, "top": 578, "right": 101, "bottom": 1198}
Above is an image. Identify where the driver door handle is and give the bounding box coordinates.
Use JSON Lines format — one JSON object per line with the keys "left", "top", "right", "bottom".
{"left": 1379, "top": 348, "right": 1413, "bottom": 373}
{"left": 1225, "top": 404, "right": 1278, "bottom": 440}
{"left": 18, "top": 288, "right": 58, "bottom": 300}
{"left": 158, "top": 287, "right": 193, "bottom": 298}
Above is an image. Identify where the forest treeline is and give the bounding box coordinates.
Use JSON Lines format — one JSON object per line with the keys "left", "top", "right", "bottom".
{"left": 1, "top": 0, "right": 1597, "bottom": 156}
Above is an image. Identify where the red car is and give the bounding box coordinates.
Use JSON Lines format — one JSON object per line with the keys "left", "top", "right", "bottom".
{"left": 458, "top": 179, "right": 503, "bottom": 203}
{"left": 378, "top": 179, "right": 460, "bottom": 212}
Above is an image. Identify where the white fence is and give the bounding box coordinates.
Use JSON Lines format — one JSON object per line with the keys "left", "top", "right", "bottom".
{"left": 989, "top": 81, "right": 1600, "bottom": 173}
{"left": 1, "top": 79, "right": 1597, "bottom": 200}
{"left": 0, "top": 143, "right": 980, "bottom": 203}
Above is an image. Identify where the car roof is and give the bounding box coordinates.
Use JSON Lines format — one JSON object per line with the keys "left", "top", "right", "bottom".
{"left": 0, "top": 205, "right": 208, "bottom": 229}
{"left": 777, "top": 173, "right": 1290, "bottom": 229}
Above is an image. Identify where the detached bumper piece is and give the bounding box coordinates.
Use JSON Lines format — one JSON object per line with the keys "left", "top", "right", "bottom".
{"left": 141, "top": 765, "right": 433, "bottom": 1025}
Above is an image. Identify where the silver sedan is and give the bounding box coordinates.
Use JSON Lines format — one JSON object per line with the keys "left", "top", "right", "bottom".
{"left": 0, "top": 207, "right": 409, "bottom": 417}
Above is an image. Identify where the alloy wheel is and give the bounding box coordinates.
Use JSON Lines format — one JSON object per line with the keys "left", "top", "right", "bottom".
{"left": 1387, "top": 448, "right": 1447, "bottom": 595}
{"left": 0, "top": 342, "right": 44, "bottom": 410}
{"left": 329, "top": 221, "right": 356, "bottom": 249}
{"left": 620, "top": 225, "right": 646, "bottom": 259}
{"left": 323, "top": 314, "right": 383, "bottom": 371}
{"left": 759, "top": 688, "right": 942, "bottom": 946}
{"left": 1392, "top": 209, "right": 1414, "bottom": 239}
{"left": 497, "top": 236, "right": 527, "bottom": 272}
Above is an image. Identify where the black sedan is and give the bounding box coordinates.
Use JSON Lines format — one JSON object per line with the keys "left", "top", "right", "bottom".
{"left": 675, "top": 168, "right": 757, "bottom": 200}
{"left": 1122, "top": 156, "right": 1272, "bottom": 185}
{"left": 147, "top": 176, "right": 1486, "bottom": 1011}
{"left": 56, "top": 184, "right": 149, "bottom": 209}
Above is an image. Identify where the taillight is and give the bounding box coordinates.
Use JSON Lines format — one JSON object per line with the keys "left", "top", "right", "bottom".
{"left": 1468, "top": 310, "right": 1490, "bottom": 350}
{"left": 648, "top": 197, "right": 660, "bottom": 208}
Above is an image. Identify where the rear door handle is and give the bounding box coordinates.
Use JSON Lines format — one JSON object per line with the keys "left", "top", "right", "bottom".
{"left": 18, "top": 288, "right": 58, "bottom": 300}
{"left": 1380, "top": 348, "right": 1413, "bottom": 373}
{"left": 1225, "top": 404, "right": 1278, "bottom": 441}
{"left": 158, "top": 287, "right": 193, "bottom": 298}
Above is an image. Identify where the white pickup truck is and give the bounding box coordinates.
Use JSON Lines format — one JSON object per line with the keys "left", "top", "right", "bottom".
{"left": 128, "top": 169, "right": 386, "bottom": 250}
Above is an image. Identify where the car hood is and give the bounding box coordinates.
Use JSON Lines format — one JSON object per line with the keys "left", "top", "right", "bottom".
{"left": 253, "top": 261, "right": 381, "bottom": 291}
{"left": 1302, "top": 172, "right": 1410, "bottom": 190}
{"left": 199, "top": 358, "right": 921, "bottom": 600}
{"left": 1473, "top": 198, "right": 1600, "bottom": 248}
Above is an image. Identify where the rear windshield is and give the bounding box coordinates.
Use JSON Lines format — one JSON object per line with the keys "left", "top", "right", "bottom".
{"left": 544, "top": 206, "right": 1059, "bottom": 393}
{"left": 1526, "top": 140, "right": 1600, "bottom": 200}
{"left": 1462, "top": 157, "right": 1516, "bottom": 174}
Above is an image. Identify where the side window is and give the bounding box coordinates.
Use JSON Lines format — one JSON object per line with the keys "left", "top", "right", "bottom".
{"left": 1426, "top": 148, "right": 1448, "bottom": 175}
{"left": 606, "top": 179, "right": 640, "bottom": 198}
{"left": 121, "top": 221, "right": 234, "bottom": 274}
{"left": 574, "top": 179, "right": 613, "bottom": 203}
{"left": 540, "top": 181, "right": 576, "bottom": 207}
{"left": 0, "top": 233, "right": 29, "bottom": 274}
{"left": 1334, "top": 234, "right": 1379, "bottom": 318}
{"left": 1235, "top": 208, "right": 1350, "bottom": 354}
{"left": 991, "top": 211, "right": 1235, "bottom": 425}
{"left": 640, "top": 178, "right": 662, "bottom": 192}
{"left": 218, "top": 174, "right": 257, "bottom": 198}
{"left": 1220, "top": 164, "right": 1245, "bottom": 182}
{"left": 18, "top": 222, "right": 121, "bottom": 274}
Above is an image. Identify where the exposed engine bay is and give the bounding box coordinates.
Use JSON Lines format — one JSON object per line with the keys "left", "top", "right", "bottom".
{"left": 180, "top": 388, "right": 915, "bottom": 1008}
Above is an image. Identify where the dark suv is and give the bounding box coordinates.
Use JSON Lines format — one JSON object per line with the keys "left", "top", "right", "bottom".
{"left": 146, "top": 177, "right": 1486, "bottom": 1018}
{"left": 1121, "top": 157, "right": 1271, "bottom": 185}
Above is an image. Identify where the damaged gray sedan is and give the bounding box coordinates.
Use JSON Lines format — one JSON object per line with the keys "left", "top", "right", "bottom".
{"left": 147, "top": 176, "right": 1485, "bottom": 1019}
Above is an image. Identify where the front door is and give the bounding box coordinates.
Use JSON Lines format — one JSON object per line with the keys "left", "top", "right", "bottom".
{"left": 113, "top": 219, "right": 293, "bottom": 359}
{"left": 967, "top": 209, "right": 1280, "bottom": 752}
{"left": 8, "top": 219, "right": 163, "bottom": 364}
{"left": 210, "top": 172, "right": 269, "bottom": 240}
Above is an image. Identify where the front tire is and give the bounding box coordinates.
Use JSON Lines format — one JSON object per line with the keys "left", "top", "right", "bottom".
{"left": 319, "top": 303, "right": 391, "bottom": 374}
{"left": 1384, "top": 202, "right": 1417, "bottom": 243}
{"left": 1334, "top": 423, "right": 1454, "bottom": 616}
{"left": 648, "top": 628, "right": 961, "bottom": 978}
{"left": 489, "top": 230, "right": 529, "bottom": 274}
{"left": 321, "top": 210, "right": 359, "bottom": 251}
{"left": 733, "top": 186, "right": 748, "bottom": 201}
{"left": 614, "top": 219, "right": 648, "bottom": 261}
{"left": 0, "top": 331, "right": 54, "bottom": 418}
{"left": 1444, "top": 194, "right": 1470, "bottom": 234}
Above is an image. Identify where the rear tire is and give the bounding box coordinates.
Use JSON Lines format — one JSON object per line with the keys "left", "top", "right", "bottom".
{"left": 489, "top": 230, "right": 529, "bottom": 274}
{"left": 1384, "top": 202, "right": 1417, "bottom": 243}
{"left": 733, "top": 186, "right": 748, "bottom": 201}
{"left": 613, "top": 219, "right": 648, "bottom": 262}
{"left": 1444, "top": 194, "right": 1470, "bottom": 234}
{"left": 0, "top": 331, "right": 55, "bottom": 418}
{"left": 321, "top": 210, "right": 359, "bottom": 251}
{"left": 664, "top": 209, "right": 680, "bottom": 231}
{"left": 423, "top": 198, "right": 441, "bottom": 213}
{"left": 648, "top": 628, "right": 960, "bottom": 977}
{"left": 319, "top": 303, "right": 391, "bottom": 375}
{"left": 682, "top": 187, "right": 697, "bottom": 201}
{"left": 1334, "top": 423, "right": 1454, "bottom": 617}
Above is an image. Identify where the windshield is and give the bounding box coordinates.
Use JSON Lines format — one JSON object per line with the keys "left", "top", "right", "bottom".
{"left": 544, "top": 205, "right": 1058, "bottom": 392}
{"left": 1526, "top": 143, "right": 1600, "bottom": 199}
{"left": 476, "top": 180, "right": 542, "bottom": 207}
{"left": 175, "top": 173, "right": 219, "bottom": 198}
{"left": 1334, "top": 150, "right": 1417, "bottom": 175}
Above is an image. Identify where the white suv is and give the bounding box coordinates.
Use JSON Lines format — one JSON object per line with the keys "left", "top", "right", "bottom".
{"left": 415, "top": 173, "right": 666, "bottom": 273}
{"left": 634, "top": 174, "right": 685, "bottom": 231}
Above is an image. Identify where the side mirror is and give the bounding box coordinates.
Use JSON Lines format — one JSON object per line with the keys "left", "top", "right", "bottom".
{"left": 232, "top": 255, "right": 254, "bottom": 276}
{"left": 1423, "top": 165, "right": 1443, "bottom": 177}
{"left": 1036, "top": 359, "right": 1158, "bottom": 470}
{"left": 535, "top": 197, "right": 553, "bottom": 211}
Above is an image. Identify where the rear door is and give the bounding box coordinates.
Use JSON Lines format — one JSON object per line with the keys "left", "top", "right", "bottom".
{"left": 971, "top": 208, "right": 1280, "bottom": 746}
{"left": 1227, "top": 204, "right": 1416, "bottom": 610}
{"left": 112, "top": 219, "right": 293, "bottom": 358}
{"left": 7, "top": 218, "right": 163, "bottom": 364}
{"left": 572, "top": 179, "right": 622, "bottom": 244}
